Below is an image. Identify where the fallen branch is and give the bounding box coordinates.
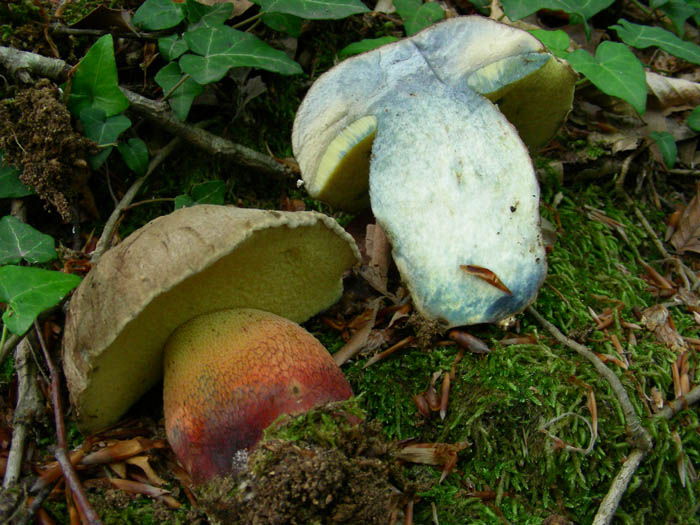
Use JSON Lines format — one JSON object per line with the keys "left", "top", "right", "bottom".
{"left": 592, "top": 448, "right": 647, "bottom": 525}
{"left": 3, "top": 336, "right": 42, "bottom": 488}
{"left": 34, "top": 322, "right": 101, "bottom": 524}
{"left": 0, "top": 45, "right": 293, "bottom": 179}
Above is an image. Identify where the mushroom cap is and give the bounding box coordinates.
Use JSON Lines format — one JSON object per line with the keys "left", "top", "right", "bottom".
{"left": 369, "top": 77, "right": 545, "bottom": 326}
{"left": 63, "top": 205, "right": 359, "bottom": 433}
{"left": 164, "top": 308, "right": 353, "bottom": 483}
{"left": 292, "top": 15, "right": 575, "bottom": 210}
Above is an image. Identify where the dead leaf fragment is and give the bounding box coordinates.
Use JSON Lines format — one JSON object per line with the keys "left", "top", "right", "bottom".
{"left": 671, "top": 183, "right": 700, "bottom": 254}
{"left": 460, "top": 265, "right": 512, "bottom": 295}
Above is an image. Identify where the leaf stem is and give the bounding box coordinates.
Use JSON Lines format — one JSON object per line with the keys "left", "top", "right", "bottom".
{"left": 232, "top": 11, "right": 264, "bottom": 29}
{"left": 161, "top": 73, "right": 191, "bottom": 102}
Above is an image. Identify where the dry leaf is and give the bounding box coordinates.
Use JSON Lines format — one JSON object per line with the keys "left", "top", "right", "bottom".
{"left": 81, "top": 437, "right": 166, "bottom": 465}
{"left": 126, "top": 455, "right": 168, "bottom": 486}
{"left": 460, "top": 265, "right": 512, "bottom": 295}
{"left": 647, "top": 72, "right": 700, "bottom": 113}
{"left": 109, "top": 478, "right": 171, "bottom": 498}
{"left": 332, "top": 300, "right": 381, "bottom": 365}
{"left": 671, "top": 183, "right": 700, "bottom": 254}
{"left": 448, "top": 329, "right": 490, "bottom": 354}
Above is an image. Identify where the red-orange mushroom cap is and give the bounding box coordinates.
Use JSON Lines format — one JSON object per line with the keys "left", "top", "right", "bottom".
{"left": 164, "top": 308, "right": 352, "bottom": 483}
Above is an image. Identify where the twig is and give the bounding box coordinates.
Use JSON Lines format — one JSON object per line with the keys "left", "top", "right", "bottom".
{"left": 3, "top": 336, "right": 42, "bottom": 488}
{"left": 0, "top": 330, "right": 20, "bottom": 367}
{"left": 527, "top": 306, "right": 653, "bottom": 452}
{"left": 656, "top": 384, "right": 700, "bottom": 420}
{"left": 0, "top": 45, "right": 294, "bottom": 179}
{"left": 34, "top": 322, "right": 102, "bottom": 524}
{"left": 49, "top": 23, "right": 162, "bottom": 40}
{"left": 91, "top": 136, "right": 181, "bottom": 263}
{"left": 592, "top": 448, "right": 647, "bottom": 525}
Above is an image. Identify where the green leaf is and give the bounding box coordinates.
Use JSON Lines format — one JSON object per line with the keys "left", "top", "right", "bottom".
{"left": 566, "top": 41, "right": 647, "bottom": 114}
{"left": 80, "top": 107, "right": 132, "bottom": 146}
{"left": 501, "top": 0, "right": 614, "bottom": 21}
{"left": 612, "top": 19, "right": 700, "bottom": 65}
{"left": 687, "top": 105, "right": 700, "bottom": 132}
{"left": 155, "top": 62, "right": 204, "bottom": 120}
{"left": 158, "top": 34, "right": 189, "bottom": 61}
{"left": 0, "top": 265, "right": 81, "bottom": 335}
{"left": 117, "top": 138, "right": 149, "bottom": 176}
{"left": 0, "top": 152, "right": 32, "bottom": 198}
{"left": 180, "top": 26, "right": 301, "bottom": 84}
{"left": 0, "top": 216, "right": 56, "bottom": 265}
{"left": 659, "top": 0, "right": 695, "bottom": 36}
{"left": 133, "top": 0, "right": 185, "bottom": 30}
{"left": 529, "top": 29, "right": 571, "bottom": 58}
{"left": 394, "top": 0, "right": 445, "bottom": 35}
{"left": 88, "top": 148, "right": 112, "bottom": 170}
{"left": 650, "top": 131, "right": 678, "bottom": 168}
{"left": 252, "top": 0, "right": 369, "bottom": 19}
{"left": 67, "top": 35, "right": 129, "bottom": 117}
{"left": 175, "top": 180, "right": 226, "bottom": 209}
{"left": 186, "top": 0, "right": 232, "bottom": 27}
{"left": 338, "top": 36, "right": 399, "bottom": 59}
{"left": 262, "top": 12, "right": 303, "bottom": 37}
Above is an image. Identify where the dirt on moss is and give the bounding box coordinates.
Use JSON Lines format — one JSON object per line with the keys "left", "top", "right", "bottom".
{"left": 0, "top": 78, "right": 96, "bottom": 222}
{"left": 196, "top": 404, "right": 410, "bottom": 525}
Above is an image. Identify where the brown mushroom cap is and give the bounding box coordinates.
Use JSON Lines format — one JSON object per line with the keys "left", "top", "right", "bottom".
{"left": 63, "top": 205, "right": 359, "bottom": 433}
{"left": 164, "top": 308, "right": 353, "bottom": 483}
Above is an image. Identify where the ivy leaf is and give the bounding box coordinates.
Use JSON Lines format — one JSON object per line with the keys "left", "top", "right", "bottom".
{"left": 566, "top": 41, "right": 647, "bottom": 114}
{"left": 252, "top": 0, "right": 369, "bottom": 19}
{"left": 80, "top": 107, "right": 131, "bottom": 169}
{"left": 612, "top": 19, "right": 700, "bottom": 65}
{"left": 174, "top": 180, "right": 226, "bottom": 208}
{"left": 67, "top": 34, "right": 129, "bottom": 117}
{"left": 650, "top": 131, "right": 677, "bottom": 168}
{"left": 180, "top": 26, "right": 301, "bottom": 84}
{"left": 687, "top": 105, "right": 700, "bottom": 132}
{"left": 0, "top": 152, "right": 32, "bottom": 198}
{"left": 529, "top": 29, "right": 571, "bottom": 58}
{"left": 394, "top": 0, "right": 445, "bottom": 35}
{"left": 339, "top": 36, "right": 399, "bottom": 59}
{"left": 117, "top": 138, "right": 149, "bottom": 176}
{"left": 133, "top": 0, "right": 185, "bottom": 30}
{"left": 501, "top": 0, "right": 614, "bottom": 22}
{"left": 0, "top": 265, "right": 81, "bottom": 335}
{"left": 155, "top": 62, "right": 204, "bottom": 120}
{"left": 158, "top": 34, "right": 189, "bottom": 61}
{"left": 186, "top": 0, "right": 233, "bottom": 27}
{"left": 80, "top": 107, "right": 132, "bottom": 146}
{"left": 659, "top": 0, "right": 696, "bottom": 36}
{"left": 0, "top": 216, "right": 56, "bottom": 265}
{"left": 262, "top": 13, "right": 303, "bottom": 37}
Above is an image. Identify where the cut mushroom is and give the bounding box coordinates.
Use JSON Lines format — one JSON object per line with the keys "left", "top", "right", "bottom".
{"left": 292, "top": 15, "right": 575, "bottom": 326}
{"left": 63, "top": 205, "right": 359, "bottom": 481}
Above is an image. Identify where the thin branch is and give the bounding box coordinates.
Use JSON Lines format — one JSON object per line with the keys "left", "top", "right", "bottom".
{"left": 0, "top": 330, "right": 20, "bottom": 367}
{"left": 49, "top": 23, "right": 163, "bottom": 41}
{"left": 91, "top": 136, "right": 181, "bottom": 262}
{"left": 3, "top": 336, "right": 42, "bottom": 488}
{"left": 656, "top": 384, "right": 700, "bottom": 420}
{"left": 592, "top": 448, "right": 647, "bottom": 525}
{"left": 34, "top": 322, "right": 102, "bottom": 524}
{"left": 527, "top": 306, "right": 653, "bottom": 452}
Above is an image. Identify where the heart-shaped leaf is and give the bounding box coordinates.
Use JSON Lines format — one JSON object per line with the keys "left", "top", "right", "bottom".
{"left": 394, "top": 0, "right": 445, "bottom": 35}
{"left": 67, "top": 34, "right": 129, "bottom": 117}
{"left": 117, "top": 138, "right": 149, "bottom": 176}
{"left": 501, "top": 0, "right": 614, "bottom": 22}
{"left": 659, "top": 0, "right": 695, "bottom": 36}
{"left": 133, "top": 0, "right": 185, "bottom": 30}
{"left": 650, "top": 131, "right": 678, "bottom": 168}
{"left": 155, "top": 62, "right": 204, "bottom": 120}
{"left": 158, "top": 34, "right": 189, "bottom": 61}
{"left": 0, "top": 265, "right": 81, "bottom": 335}
{"left": 530, "top": 29, "right": 571, "bottom": 58}
{"left": 80, "top": 107, "right": 132, "bottom": 146}
{"left": 180, "top": 26, "right": 301, "bottom": 84}
{"left": 688, "top": 105, "right": 700, "bottom": 132}
{"left": 0, "top": 152, "right": 32, "bottom": 198}
{"left": 0, "top": 216, "right": 56, "bottom": 265}
{"left": 612, "top": 19, "right": 700, "bottom": 65}
{"left": 253, "top": 0, "right": 369, "bottom": 19}
{"left": 175, "top": 180, "right": 226, "bottom": 209}
{"left": 566, "top": 41, "right": 646, "bottom": 114}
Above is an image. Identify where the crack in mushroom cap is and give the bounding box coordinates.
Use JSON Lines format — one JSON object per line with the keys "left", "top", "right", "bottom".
{"left": 62, "top": 205, "right": 359, "bottom": 433}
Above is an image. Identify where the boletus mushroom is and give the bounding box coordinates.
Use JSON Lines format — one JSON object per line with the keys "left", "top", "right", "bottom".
{"left": 63, "top": 205, "right": 359, "bottom": 482}
{"left": 292, "top": 16, "right": 576, "bottom": 327}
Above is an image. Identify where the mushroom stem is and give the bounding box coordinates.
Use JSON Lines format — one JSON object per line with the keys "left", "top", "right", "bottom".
{"left": 163, "top": 308, "right": 352, "bottom": 483}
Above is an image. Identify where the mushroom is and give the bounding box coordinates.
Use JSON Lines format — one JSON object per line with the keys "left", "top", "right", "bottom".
{"left": 63, "top": 205, "right": 359, "bottom": 482}
{"left": 292, "top": 16, "right": 576, "bottom": 327}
